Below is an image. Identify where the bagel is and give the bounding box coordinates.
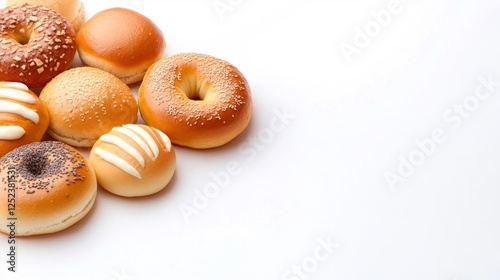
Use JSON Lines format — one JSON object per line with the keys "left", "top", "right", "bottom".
{"left": 138, "top": 53, "right": 253, "bottom": 149}
{"left": 0, "top": 141, "right": 97, "bottom": 236}
{"left": 0, "top": 4, "right": 77, "bottom": 88}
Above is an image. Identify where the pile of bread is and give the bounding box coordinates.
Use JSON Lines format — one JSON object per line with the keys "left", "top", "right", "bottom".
{"left": 0, "top": 0, "right": 252, "bottom": 236}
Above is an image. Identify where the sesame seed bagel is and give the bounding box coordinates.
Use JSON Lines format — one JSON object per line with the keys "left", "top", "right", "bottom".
{"left": 0, "top": 4, "right": 77, "bottom": 88}
{"left": 138, "top": 53, "right": 253, "bottom": 149}
{"left": 39, "top": 67, "right": 138, "bottom": 147}
{"left": 0, "top": 141, "right": 97, "bottom": 236}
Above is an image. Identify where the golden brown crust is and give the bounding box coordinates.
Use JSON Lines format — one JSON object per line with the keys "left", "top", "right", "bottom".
{"left": 5, "top": 0, "right": 85, "bottom": 31}
{"left": 0, "top": 4, "right": 77, "bottom": 88}
{"left": 76, "top": 7, "right": 166, "bottom": 84}
{"left": 0, "top": 141, "right": 97, "bottom": 236}
{"left": 39, "top": 67, "right": 138, "bottom": 147}
{"left": 89, "top": 124, "right": 176, "bottom": 197}
{"left": 139, "top": 53, "right": 253, "bottom": 149}
{"left": 0, "top": 82, "right": 50, "bottom": 158}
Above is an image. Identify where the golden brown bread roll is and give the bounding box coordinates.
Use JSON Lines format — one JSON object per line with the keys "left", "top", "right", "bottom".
{"left": 76, "top": 7, "right": 166, "bottom": 84}
{"left": 39, "top": 67, "right": 138, "bottom": 147}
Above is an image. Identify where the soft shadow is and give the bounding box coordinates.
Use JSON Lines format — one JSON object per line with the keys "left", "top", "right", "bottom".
{"left": 173, "top": 113, "right": 258, "bottom": 157}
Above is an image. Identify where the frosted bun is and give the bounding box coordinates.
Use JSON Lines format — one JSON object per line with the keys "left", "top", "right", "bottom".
{"left": 89, "top": 124, "right": 176, "bottom": 197}
{"left": 0, "top": 82, "right": 49, "bottom": 158}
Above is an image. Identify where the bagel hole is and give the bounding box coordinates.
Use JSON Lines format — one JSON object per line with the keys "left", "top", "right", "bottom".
{"left": 182, "top": 79, "right": 205, "bottom": 101}
{"left": 12, "top": 29, "right": 32, "bottom": 45}
{"left": 15, "top": 35, "right": 30, "bottom": 45}
{"left": 185, "top": 90, "right": 203, "bottom": 101}
{"left": 22, "top": 154, "right": 48, "bottom": 177}
{"left": 177, "top": 69, "right": 212, "bottom": 101}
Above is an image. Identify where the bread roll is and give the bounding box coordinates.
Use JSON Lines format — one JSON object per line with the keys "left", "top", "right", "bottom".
{"left": 39, "top": 67, "right": 138, "bottom": 147}
{"left": 76, "top": 7, "right": 166, "bottom": 84}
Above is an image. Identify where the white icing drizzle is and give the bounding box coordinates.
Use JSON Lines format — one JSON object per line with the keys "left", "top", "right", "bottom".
{"left": 124, "top": 124, "right": 160, "bottom": 159}
{"left": 94, "top": 147, "right": 142, "bottom": 179}
{"left": 0, "top": 126, "right": 26, "bottom": 140}
{"left": 0, "top": 100, "right": 39, "bottom": 124}
{"left": 0, "top": 88, "right": 36, "bottom": 104}
{"left": 112, "top": 126, "right": 155, "bottom": 159}
{"left": 96, "top": 124, "right": 169, "bottom": 179}
{"left": 0, "top": 82, "right": 35, "bottom": 141}
{"left": 3, "top": 82, "right": 29, "bottom": 92}
{"left": 100, "top": 134, "right": 145, "bottom": 167}
{"left": 153, "top": 127, "right": 172, "bottom": 152}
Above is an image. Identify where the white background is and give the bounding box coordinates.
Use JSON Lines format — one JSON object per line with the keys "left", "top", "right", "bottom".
{"left": 2, "top": 0, "right": 500, "bottom": 279}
